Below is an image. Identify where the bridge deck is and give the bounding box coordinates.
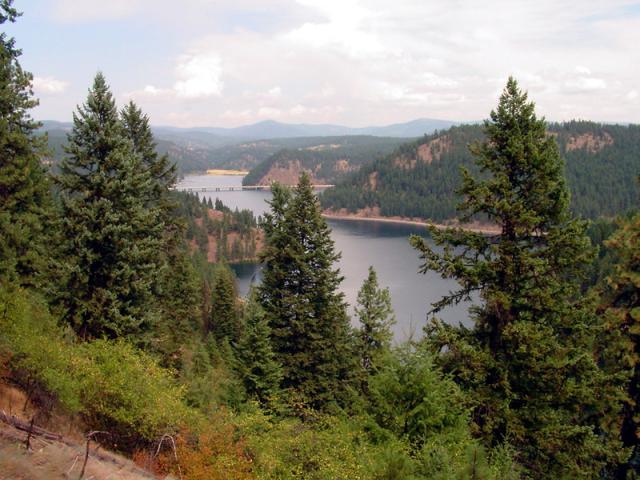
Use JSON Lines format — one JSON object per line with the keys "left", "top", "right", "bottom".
{"left": 175, "top": 185, "right": 334, "bottom": 192}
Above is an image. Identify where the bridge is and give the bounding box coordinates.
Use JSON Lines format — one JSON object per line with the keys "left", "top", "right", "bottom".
{"left": 175, "top": 185, "right": 335, "bottom": 193}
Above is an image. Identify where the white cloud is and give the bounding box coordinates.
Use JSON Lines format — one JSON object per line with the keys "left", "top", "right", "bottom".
{"left": 76, "top": 0, "right": 640, "bottom": 126}
{"left": 124, "top": 52, "right": 224, "bottom": 102}
{"left": 285, "top": 0, "right": 393, "bottom": 59}
{"left": 174, "top": 53, "right": 224, "bottom": 98}
{"left": 267, "top": 86, "right": 282, "bottom": 97}
{"left": 142, "top": 85, "right": 164, "bottom": 96}
{"left": 52, "top": 0, "right": 145, "bottom": 22}
{"left": 565, "top": 76, "right": 607, "bottom": 92}
{"left": 32, "top": 76, "right": 68, "bottom": 94}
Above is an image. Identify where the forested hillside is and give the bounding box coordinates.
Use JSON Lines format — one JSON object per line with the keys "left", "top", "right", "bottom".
{"left": 242, "top": 136, "right": 407, "bottom": 185}
{"left": 42, "top": 123, "right": 408, "bottom": 176}
{"left": 175, "top": 191, "right": 262, "bottom": 263}
{"left": 321, "top": 121, "right": 640, "bottom": 220}
{"left": 3, "top": 2, "right": 640, "bottom": 478}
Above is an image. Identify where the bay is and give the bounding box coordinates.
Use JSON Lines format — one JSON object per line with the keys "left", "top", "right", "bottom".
{"left": 176, "top": 174, "right": 472, "bottom": 340}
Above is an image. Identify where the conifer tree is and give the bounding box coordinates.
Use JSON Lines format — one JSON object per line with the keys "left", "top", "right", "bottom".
{"left": 121, "top": 101, "right": 176, "bottom": 204}
{"left": 56, "top": 73, "right": 162, "bottom": 340}
{"left": 208, "top": 261, "right": 240, "bottom": 344}
{"left": 411, "top": 78, "right": 611, "bottom": 477}
{"left": 259, "top": 174, "right": 355, "bottom": 409}
{"left": 236, "top": 289, "right": 283, "bottom": 406}
{"left": 120, "top": 100, "right": 202, "bottom": 353}
{"left": 598, "top": 210, "right": 640, "bottom": 478}
{"left": 0, "top": 1, "right": 50, "bottom": 287}
{"left": 155, "top": 236, "right": 202, "bottom": 367}
{"left": 356, "top": 266, "right": 395, "bottom": 373}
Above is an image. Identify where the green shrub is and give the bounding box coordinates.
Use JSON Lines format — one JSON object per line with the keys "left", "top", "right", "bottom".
{"left": 0, "top": 286, "right": 198, "bottom": 445}
{"left": 237, "top": 411, "right": 381, "bottom": 480}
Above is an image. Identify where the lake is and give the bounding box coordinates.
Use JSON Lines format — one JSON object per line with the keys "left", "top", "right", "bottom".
{"left": 176, "top": 174, "right": 472, "bottom": 340}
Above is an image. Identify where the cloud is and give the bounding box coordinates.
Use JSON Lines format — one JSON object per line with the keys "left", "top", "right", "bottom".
{"left": 174, "top": 53, "right": 224, "bottom": 98}
{"left": 123, "top": 53, "right": 223, "bottom": 101}
{"left": 51, "top": 0, "right": 145, "bottom": 22}
{"left": 285, "top": 0, "right": 394, "bottom": 59}
{"left": 32, "top": 76, "right": 68, "bottom": 94}
{"left": 53, "top": 0, "right": 640, "bottom": 126}
{"left": 565, "top": 76, "right": 607, "bottom": 92}
{"left": 267, "top": 86, "right": 282, "bottom": 97}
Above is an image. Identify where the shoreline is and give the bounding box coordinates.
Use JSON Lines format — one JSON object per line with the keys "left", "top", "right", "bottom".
{"left": 322, "top": 212, "right": 500, "bottom": 235}
{"left": 205, "top": 169, "right": 249, "bottom": 176}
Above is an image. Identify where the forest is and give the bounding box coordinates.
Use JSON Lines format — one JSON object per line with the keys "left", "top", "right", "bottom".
{"left": 321, "top": 121, "right": 640, "bottom": 221}
{"left": 1, "top": 1, "right": 640, "bottom": 479}
{"left": 242, "top": 136, "right": 407, "bottom": 185}
{"left": 41, "top": 121, "right": 409, "bottom": 176}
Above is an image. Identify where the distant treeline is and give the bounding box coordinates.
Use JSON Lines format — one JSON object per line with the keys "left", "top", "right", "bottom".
{"left": 321, "top": 121, "right": 640, "bottom": 220}
{"left": 242, "top": 136, "right": 408, "bottom": 185}
{"left": 175, "top": 191, "right": 260, "bottom": 263}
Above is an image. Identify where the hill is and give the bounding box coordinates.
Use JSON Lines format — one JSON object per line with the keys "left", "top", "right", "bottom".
{"left": 242, "top": 136, "right": 408, "bottom": 185}
{"left": 39, "top": 118, "right": 454, "bottom": 175}
{"left": 320, "top": 121, "right": 640, "bottom": 221}
{"left": 153, "top": 117, "right": 458, "bottom": 139}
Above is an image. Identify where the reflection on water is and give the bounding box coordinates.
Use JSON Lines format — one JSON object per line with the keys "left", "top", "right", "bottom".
{"left": 177, "top": 174, "right": 473, "bottom": 340}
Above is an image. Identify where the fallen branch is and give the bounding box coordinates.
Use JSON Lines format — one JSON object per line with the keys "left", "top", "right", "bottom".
{"left": 0, "top": 410, "right": 62, "bottom": 441}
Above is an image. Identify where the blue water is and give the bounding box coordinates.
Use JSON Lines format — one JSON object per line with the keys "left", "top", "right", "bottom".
{"left": 177, "top": 174, "right": 472, "bottom": 340}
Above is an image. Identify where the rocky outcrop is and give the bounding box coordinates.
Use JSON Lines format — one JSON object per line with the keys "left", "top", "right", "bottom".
{"left": 565, "top": 132, "right": 613, "bottom": 153}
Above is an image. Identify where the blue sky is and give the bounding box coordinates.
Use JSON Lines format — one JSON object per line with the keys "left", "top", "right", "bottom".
{"left": 6, "top": 0, "right": 640, "bottom": 127}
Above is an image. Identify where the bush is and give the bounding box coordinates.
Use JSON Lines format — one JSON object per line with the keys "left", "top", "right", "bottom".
{"left": 367, "top": 345, "right": 521, "bottom": 479}
{"left": 158, "top": 411, "right": 255, "bottom": 480}
{"left": 238, "top": 411, "right": 384, "bottom": 480}
{"left": 0, "top": 286, "right": 198, "bottom": 447}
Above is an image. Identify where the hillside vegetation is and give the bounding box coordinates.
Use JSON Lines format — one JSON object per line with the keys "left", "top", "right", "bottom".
{"left": 43, "top": 124, "right": 408, "bottom": 176}
{"left": 2, "top": 2, "right": 640, "bottom": 478}
{"left": 242, "top": 136, "right": 407, "bottom": 185}
{"left": 321, "top": 121, "right": 640, "bottom": 220}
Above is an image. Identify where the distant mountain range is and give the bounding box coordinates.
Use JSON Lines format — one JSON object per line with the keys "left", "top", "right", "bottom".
{"left": 40, "top": 118, "right": 458, "bottom": 143}
{"left": 156, "top": 118, "right": 459, "bottom": 140}
{"left": 38, "top": 118, "right": 459, "bottom": 174}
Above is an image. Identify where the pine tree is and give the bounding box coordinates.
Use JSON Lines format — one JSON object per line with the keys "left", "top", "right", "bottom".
{"left": 598, "top": 210, "right": 640, "bottom": 478}
{"left": 411, "top": 78, "right": 612, "bottom": 477}
{"left": 120, "top": 100, "right": 202, "bottom": 355}
{"left": 154, "top": 235, "right": 202, "bottom": 368}
{"left": 236, "top": 288, "right": 283, "bottom": 406}
{"left": 258, "top": 174, "right": 355, "bottom": 409}
{"left": 208, "top": 260, "right": 240, "bottom": 344}
{"left": 356, "top": 266, "right": 395, "bottom": 373}
{"left": 0, "top": 1, "right": 50, "bottom": 287}
{"left": 121, "top": 101, "right": 176, "bottom": 204}
{"left": 56, "top": 73, "right": 163, "bottom": 340}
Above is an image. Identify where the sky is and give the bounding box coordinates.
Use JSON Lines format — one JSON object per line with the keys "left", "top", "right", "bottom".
{"left": 6, "top": 0, "right": 640, "bottom": 127}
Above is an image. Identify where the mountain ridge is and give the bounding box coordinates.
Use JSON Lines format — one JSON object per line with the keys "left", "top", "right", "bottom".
{"left": 39, "top": 117, "right": 459, "bottom": 141}
{"left": 320, "top": 121, "right": 640, "bottom": 221}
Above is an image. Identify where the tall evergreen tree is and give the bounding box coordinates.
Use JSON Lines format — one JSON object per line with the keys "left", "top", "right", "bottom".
{"left": 411, "top": 78, "right": 612, "bottom": 477}
{"left": 154, "top": 235, "right": 202, "bottom": 368}
{"left": 0, "top": 1, "right": 50, "bottom": 287}
{"left": 121, "top": 101, "right": 176, "bottom": 205}
{"left": 236, "top": 288, "right": 283, "bottom": 406}
{"left": 208, "top": 260, "right": 240, "bottom": 344}
{"left": 258, "top": 174, "right": 355, "bottom": 409}
{"left": 598, "top": 210, "right": 640, "bottom": 478}
{"left": 120, "top": 100, "right": 201, "bottom": 355}
{"left": 355, "top": 266, "right": 395, "bottom": 373}
{"left": 56, "top": 73, "right": 163, "bottom": 340}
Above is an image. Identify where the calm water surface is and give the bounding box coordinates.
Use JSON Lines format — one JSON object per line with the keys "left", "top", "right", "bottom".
{"left": 177, "top": 174, "right": 472, "bottom": 339}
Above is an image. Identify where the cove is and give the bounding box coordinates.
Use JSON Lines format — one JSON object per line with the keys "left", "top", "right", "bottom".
{"left": 177, "top": 174, "right": 472, "bottom": 339}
